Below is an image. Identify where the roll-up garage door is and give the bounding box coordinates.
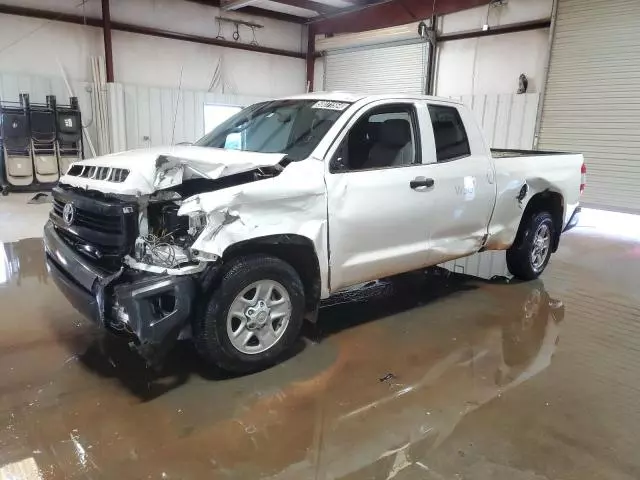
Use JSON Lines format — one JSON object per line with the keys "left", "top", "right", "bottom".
{"left": 324, "top": 42, "right": 427, "bottom": 95}
{"left": 538, "top": 0, "right": 640, "bottom": 212}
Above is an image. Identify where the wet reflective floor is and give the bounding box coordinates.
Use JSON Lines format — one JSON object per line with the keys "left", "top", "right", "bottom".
{"left": 1, "top": 227, "right": 639, "bottom": 479}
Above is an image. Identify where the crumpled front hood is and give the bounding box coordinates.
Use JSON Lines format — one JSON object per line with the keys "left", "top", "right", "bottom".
{"left": 59, "top": 146, "right": 287, "bottom": 196}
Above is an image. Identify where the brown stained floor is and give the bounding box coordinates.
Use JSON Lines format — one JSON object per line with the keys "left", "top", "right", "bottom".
{"left": 0, "top": 225, "right": 639, "bottom": 479}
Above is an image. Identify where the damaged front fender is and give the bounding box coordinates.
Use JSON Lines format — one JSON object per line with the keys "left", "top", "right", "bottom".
{"left": 178, "top": 159, "right": 331, "bottom": 298}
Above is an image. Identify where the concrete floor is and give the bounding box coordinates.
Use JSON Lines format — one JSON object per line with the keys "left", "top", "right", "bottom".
{"left": 1, "top": 197, "right": 639, "bottom": 479}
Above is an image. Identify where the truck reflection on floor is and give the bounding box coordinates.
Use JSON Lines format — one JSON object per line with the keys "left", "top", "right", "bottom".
{"left": 267, "top": 271, "right": 564, "bottom": 480}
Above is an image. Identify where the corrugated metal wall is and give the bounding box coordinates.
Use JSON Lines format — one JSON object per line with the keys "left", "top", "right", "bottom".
{"left": 538, "top": 0, "right": 640, "bottom": 212}
{"left": 118, "top": 83, "right": 270, "bottom": 151}
{"left": 324, "top": 42, "right": 428, "bottom": 95}
{"left": 450, "top": 93, "right": 540, "bottom": 149}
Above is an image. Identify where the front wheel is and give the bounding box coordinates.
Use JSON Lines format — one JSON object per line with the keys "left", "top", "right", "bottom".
{"left": 506, "top": 211, "right": 555, "bottom": 280}
{"left": 194, "top": 254, "right": 305, "bottom": 373}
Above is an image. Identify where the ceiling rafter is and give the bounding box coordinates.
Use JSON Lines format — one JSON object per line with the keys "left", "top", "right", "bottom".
{"left": 312, "top": 0, "right": 493, "bottom": 35}
{"left": 185, "top": 0, "right": 307, "bottom": 23}
{"left": 261, "top": 0, "right": 339, "bottom": 16}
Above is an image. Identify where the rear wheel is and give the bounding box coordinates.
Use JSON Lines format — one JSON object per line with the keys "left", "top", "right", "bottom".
{"left": 506, "top": 211, "right": 555, "bottom": 280}
{"left": 194, "top": 254, "right": 305, "bottom": 373}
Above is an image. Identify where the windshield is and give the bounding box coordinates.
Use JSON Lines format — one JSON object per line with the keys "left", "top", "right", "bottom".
{"left": 194, "top": 99, "right": 351, "bottom": 161}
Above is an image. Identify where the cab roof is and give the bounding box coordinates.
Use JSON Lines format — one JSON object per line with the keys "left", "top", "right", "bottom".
{"left": 282, "top": 91, "right": 463, "bottom": 105}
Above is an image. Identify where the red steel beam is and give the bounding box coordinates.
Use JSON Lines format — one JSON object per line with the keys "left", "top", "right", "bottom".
{"left": 306, "top": 25, "right": 315, "bottom": 91}
{"left": 313, "top": 0, "right": 492, "bottom": 35}
{"left": 101, "top": 0, "right": 114, "bottom": 82}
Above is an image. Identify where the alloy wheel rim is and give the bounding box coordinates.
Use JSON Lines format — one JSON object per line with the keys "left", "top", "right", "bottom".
{"left": 531, "top": 224, "right": 551, "bottom": 272}
{"left": 226, "top": 280, "right": 292, "bottom": 355}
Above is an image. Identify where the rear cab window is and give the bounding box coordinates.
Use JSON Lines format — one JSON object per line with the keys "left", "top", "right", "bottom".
{"left": 428, "top": 104, "right": 471, "bottom": 162}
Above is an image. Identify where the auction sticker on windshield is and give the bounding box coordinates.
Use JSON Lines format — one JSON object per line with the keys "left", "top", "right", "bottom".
{"left": 312, "top": 101, "right": 350, "bottom": 111}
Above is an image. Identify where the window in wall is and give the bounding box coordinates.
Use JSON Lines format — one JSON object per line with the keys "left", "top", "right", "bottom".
{"left": 204, "top": 104, "right": 242, "bottom": 149}
{"left": 334, "top": 105, "right": 418, "bottom": 171}
{"left": 428, "top": 104, "right": 470, "bottom": 162}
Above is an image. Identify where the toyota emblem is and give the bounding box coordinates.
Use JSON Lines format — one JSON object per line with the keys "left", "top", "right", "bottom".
{"left": 62, "top": 203, "right": 76, "bottom": 226}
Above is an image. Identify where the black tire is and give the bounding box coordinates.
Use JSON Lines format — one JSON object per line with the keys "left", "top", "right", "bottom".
{"left": 194, "top": 254, "right": 305, "bottom": 373}
{"left": 506, "top": 211, "right": 555, "bottom": 280}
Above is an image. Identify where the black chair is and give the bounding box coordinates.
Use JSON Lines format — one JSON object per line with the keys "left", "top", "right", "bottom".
{"left": 55, "top": 97, "right": 83, "bottom": 175}
{"left": 30, "top": 101, "right": 59, "bottom": 183}
{"left": 1, "top": 105, "right": 34, "bottom": 187}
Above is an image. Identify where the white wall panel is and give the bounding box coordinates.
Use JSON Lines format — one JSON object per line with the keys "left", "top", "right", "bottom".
{"left": 440, "top": 0, "right": 553, "bottom": 34}
{"left": 449, "top": 93, "right": 540, "bottom": 149}
{"left": 436, "top": 29, "right": 549, "bottom": 96}
{"left": 0, "top": 0, "right": 302, "bottom": 52}
{"left": 0, "top": 0, "right": 306, "bottom": 96}
{"left": 0, "top": 13, "right": 101, "bottom": 83}
{"left": 119, "top": 83, "right": 270, "bottom": 151}
{"left": 110, "top": 32, "right": 305, "bottom": 95}
{"left": 313, "top": 58, "right": 324, "bottom": 92}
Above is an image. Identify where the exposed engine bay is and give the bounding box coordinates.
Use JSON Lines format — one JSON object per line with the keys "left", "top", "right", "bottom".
{"left": 128, "top": 165, "right": 286, "bottom": 272}
{"left": 132, "top": 201, "right": 203, "bottom": 270}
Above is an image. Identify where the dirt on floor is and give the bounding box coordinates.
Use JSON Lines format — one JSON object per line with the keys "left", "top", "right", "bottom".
{"left": 0, "top": 221, "right": 639, "bottom": 479}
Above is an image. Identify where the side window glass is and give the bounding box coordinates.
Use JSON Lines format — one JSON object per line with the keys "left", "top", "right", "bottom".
{"left": 428, "top": 105, "right": 471, "bottom": 162}
{"left": 333, "top": 105, "right": 418, "bottom": 172}
{"left": 224, "top": 132, "right": 242, "bottom": 150}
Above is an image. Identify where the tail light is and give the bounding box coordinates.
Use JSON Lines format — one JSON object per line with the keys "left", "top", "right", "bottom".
{"left": 580, "top": 162, "right": 587, "bottom": 195}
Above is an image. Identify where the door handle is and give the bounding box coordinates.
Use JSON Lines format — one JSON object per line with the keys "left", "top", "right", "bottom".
{"left": 410, "top": 177, "right": 435, "bottom": 189}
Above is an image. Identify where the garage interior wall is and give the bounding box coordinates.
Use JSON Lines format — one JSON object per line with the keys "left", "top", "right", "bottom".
{"left": 315, "top": 0, "right": 550, "bottom": 148}
{"left": 118, "top": 84, "right": 271, "bottom": 151}
{"left": 538, "top": 0, "right": 640, "bottom": 213}
{"left": 0, "top": 0, "right": 307, "bottom": 153}
{"left": 436, "top": 0, "right": 553, "bottom": 96}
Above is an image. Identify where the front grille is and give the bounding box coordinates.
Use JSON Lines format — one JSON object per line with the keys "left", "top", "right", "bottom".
{"left": 56, "top": 227, "right": 122, "bottom": 256}
{"left": 50, "top": 186, "right": 138, "bottom": 265}
{"left": 53, "top": 197, "right": 123, "bottom": 234}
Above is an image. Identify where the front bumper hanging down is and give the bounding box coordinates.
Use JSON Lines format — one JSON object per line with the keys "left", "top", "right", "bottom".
{"left": 44, "top": 221, "right": 196, "bottom": 361}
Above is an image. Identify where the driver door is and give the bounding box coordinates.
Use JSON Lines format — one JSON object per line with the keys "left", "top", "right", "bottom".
{"left": 325, "top": 100, "right": 435, "bottom": 292}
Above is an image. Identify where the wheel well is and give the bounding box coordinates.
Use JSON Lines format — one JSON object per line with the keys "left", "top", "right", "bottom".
{"left": 521, "top": 191, "right": 564, "bottom": 252}
{"left": 222, "top": 235, "right": 321, "bottom": 314}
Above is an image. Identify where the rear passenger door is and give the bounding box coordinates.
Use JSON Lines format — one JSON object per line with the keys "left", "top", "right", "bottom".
{"left": 422, "top": 102, "right": 496, "bottom": 264}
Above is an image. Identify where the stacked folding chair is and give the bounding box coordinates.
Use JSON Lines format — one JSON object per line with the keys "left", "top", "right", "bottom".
{"left": 30, "top": 95, "right": 59, "bottom": 185}
{"left": 1, "top": 94, "right": 33, "bottom": 188}
{"left": 55, "top": 97, "right": 83, "bottom": 176}
{"left": 0, "top": 94, "right": 84, "bottom": 194}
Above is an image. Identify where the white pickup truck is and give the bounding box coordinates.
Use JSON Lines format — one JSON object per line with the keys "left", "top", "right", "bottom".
{"left": 44, "top": 92, "right": 585, "bottom": 371}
